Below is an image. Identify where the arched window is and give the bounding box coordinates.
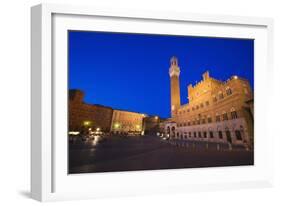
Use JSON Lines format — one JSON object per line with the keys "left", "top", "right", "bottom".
{"left": 198, "top": 132, "right": 202, "bottom": 138}
{"left": 207, "top": 116, "right": 212, "bottom": 123}
{"left": 235, "top": 130, "right": 242, "bottom": 140}
{"left": 209, "top": 131, "right": 214, "bottom": 138}
{"left": 225, "top": 127, "right": 232, "bottom": 143}
{"left": 230, "top": 107, "right": 238, "bottom": 119}
{"left": 194, "top": 132, "right": 197, "bottom": 138}
{"left": 218, "top": 131, "right": 223, "bottom": 139}
{"left": 217, "top": 126, "right": 223, "bottom": 139}
{"left": 222, "top": 112, "right": 228, "bottom": 121}
{"left": 203, "top": 131, "right": 207, "bottom": 138}
{"left": 167, "top": 126, "right": 170, "bottom": 134}
{"left": 226, "top": 87, "right": 232, "bottom": 95}
{"left": 202, "top": 117, "right": 206, "bottom": 124}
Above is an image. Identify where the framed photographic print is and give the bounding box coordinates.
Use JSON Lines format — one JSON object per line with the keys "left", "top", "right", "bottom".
{"left": 31, "top": 3, "right": 274, "bottom": 201}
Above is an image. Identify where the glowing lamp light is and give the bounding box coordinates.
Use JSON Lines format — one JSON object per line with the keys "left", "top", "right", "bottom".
{"left": 114, "top": 123, "right": 120, "bottom": 129}
{"left": 96, "top": 127, "right": 100, "bottom": 132}
{"left": 83, "top": 121, "right": 91, "bottom": 126}
{"left": 136, "top": 125, "right": 140, "bottom": 129}
{"left": 155, "top": 116, "right": 158, "bottom": 120}
{"left": 233, "top": 75, "right": 238, "bottom": 79}
{"left": 69, "top": 131, "right": 80, "bottom": 135}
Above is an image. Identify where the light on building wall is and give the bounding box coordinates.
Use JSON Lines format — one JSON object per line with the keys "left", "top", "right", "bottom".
{"left": 96, "top": 128, "right": 100, "bottom": 132}
{"left": 114, "top": 123, "right": 120, "bottom": 129}
{"left": 83, "top": 121, "right": 91, "bottom": 126}
{"left": 155, "top": 116, "right": 158, "bottom": 120}
{"left": 136, "top": 125, "right": 140, "bottom": 129}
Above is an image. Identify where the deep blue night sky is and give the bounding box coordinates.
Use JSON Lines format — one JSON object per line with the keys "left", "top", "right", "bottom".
{"left": 68, "top": 31, "right": 254, "bottom": 118}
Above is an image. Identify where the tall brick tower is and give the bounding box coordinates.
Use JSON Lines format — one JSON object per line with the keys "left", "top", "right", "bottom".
{"left": 169, "top": 56, "right": 181, "bottom": 117}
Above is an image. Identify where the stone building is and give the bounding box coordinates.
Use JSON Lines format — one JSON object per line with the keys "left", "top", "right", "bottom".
{"left": 165, "top": 57, "right": 254, "bottom": 147}
{"left": 68, "top": 90, "right": 113, "bottom": 133}
{"left": 110, "top": 109, "right": 145, "bottom": 135}
{"left": 143, "top": 116, "right": 162, "bottom": 135}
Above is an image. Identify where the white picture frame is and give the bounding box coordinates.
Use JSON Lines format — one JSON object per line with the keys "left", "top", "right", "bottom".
{"left": 31, "top": 3, "right": 274, "bottom": 202}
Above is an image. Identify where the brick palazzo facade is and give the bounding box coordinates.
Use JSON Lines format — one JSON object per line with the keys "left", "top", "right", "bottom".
{"left": 69, "top": 90, "right": 113, "bottom": 133}
{"left": 69, "top": 89, "right": 160, "bottom": 135}
{"left": 165, "top": 57, "right": 254, "bottom": 147}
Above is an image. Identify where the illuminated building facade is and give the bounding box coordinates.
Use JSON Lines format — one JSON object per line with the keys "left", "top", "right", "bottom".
{"left": 69, "top": 90, "right": 113, "bottom": 133}
{"left": 165, "top": 57, "right": 254, "bottom": 147}
{"left": 69, "top": 89, "right": 148, "bottom": 135}
{"left": 110, "top": 110, "right": 144, "bottom": 134}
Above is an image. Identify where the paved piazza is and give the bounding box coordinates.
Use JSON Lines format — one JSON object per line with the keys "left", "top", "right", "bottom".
{"left": 69, "top": 135, "right": 253, "bottom": 174}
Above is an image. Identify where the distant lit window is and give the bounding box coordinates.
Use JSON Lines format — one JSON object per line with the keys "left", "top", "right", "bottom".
{"left": 197, "top": 119, "right": 200, "bottom": 125}
{"left": 208, "top": 116, "right": 212, "bottom": 123}
{"left": 188, "top": 121, "right": 191, "bottom": 126}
